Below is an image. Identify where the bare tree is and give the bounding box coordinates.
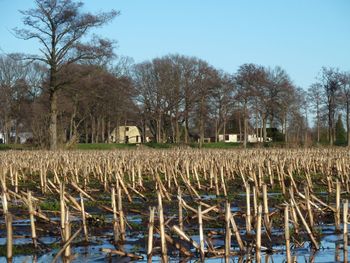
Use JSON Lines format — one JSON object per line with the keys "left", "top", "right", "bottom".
{"left": 0, "top": 55, "right": 29, "bottom": 143}
{"left": 307, "top": 83, "right": 323, "bottom": 143}
{"left": 235, "top": 64, "right": 262, "bottom": 147}
{"left": 339, "top": 72, "right": 350, "bottom": 146}
{"left": 133, "top": 61, "right": 161, "bottom": 142}
{"left": 250, "top": 67, "right": 269, "bottom": 141}
{"left": 210, "top": 71, "right": 235, "bottom": 142}
{"left": 295, "top": 87, "right": 309, "bottom": 145}
{"left": 268, "top": 67, "right": 295, "bottom": 143}
{"left": 193, "top": 60, "right": 218, "bottom": 147}
{"left": 319, "top": 67, "right": 341, "bottom": 145}
{"left": 179, "top": 56, "right": 198, "bottom": 144}
{"left": 113, "top": 55, "right": 135, "bottom": 78}
{"left": 15, "top": 0, "right": 117, "bottom": 149}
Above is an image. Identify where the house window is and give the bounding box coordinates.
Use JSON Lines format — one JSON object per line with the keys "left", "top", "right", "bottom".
{"left": 125, "top": 127, "right": 129, "bottom": 132}
{"left": 225, "top": 135, "right": 229, "bottom": 141}
{"left": 136, "top": 136, "right": 139, "bottom": 143}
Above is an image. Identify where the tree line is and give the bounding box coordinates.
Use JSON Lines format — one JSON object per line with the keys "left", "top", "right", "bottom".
{"left": 0, "top": 0, "right": 348, "bottom": 148}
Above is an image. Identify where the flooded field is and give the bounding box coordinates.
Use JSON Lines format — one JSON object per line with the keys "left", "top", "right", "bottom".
{"left": 0, "top": 148, "right": 349, "bottom": 262}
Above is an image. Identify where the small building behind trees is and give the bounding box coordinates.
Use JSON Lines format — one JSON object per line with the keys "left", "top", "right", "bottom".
{"left": 218, "top": 133, "right": 270, "bottom": 143}
{"left": 0, "top": 133, "right": 4, "bottom": 144}
{"left": 0, "top": 130, "right": 33, "bottom": 144}
{"left": 218, "top": 134, "right": 239, "bottom": 143}
{"left": 110, "top": 126, "right": 152, "bottom": 144}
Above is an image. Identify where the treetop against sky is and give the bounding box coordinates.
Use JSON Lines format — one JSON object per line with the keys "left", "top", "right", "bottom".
{"left": 0, "top": 0, "right": 349, "bottom": 89}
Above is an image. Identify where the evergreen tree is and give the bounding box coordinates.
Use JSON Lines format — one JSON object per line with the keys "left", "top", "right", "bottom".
{"left": 335, "top": 114, "right": 346, "bottom": 145}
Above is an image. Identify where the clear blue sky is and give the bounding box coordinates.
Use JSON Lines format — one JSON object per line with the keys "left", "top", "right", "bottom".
{"left": 0, "top": 0, "right": 349, "bottom": 88}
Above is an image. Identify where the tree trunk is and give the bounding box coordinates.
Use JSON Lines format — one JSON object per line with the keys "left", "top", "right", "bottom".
{"left": 5, "top": 119, "right": 10, "bottom": 144}
{"left": 0, "top": 120, "right": 5, "bottom": 144}
{"left": 1, "top": 120, "right": 4, "bottom": 144}
{"left": 85, "top": 121, "right": 88, "bottom": 143}
{"left": 175, "top": 111, "right": 180, "bottom": 143}
{"left": 243, "top": 101, "right": 247, "bottom": 148}
{"left": 255, "top": 110, "right": 259, "bottom": 138}
{"left": 347, "top": 101, "right": 350, "bottom": 147}
{"left": 107, "top": 119, "right": 111, "bottom": 143}
{"left": 215, "top": 119, "right": 218, "bottom": 143}
{"left": 69, "top": 117, "right": 73, "bottom": 141}
{"left": 96, "top": 117, "right": 101, "bottom": 143}
{"left": 49, "top": 90, "right": 58, "bottom": 150}
{"left": 170, "top": 115, "right": 175, "bottom": 143}
{"left": 162, "top": 126, "right": 167, "bottom": 143}
{"left": 69, "top": 113, "right": 75, "bottom": 142}
{"left": 317, "top": 109, "right": 320, "bottom": 143}
{"left": 157, "top": 113, "right": 162, "bottom": 143}
{"left": 14, "top": 121, "right": 18, "bottom": 144}
{"left": 91, "top": 116, "right": 95, "bottom": 144}
{"left": 124, "top": 119, "right": 127, "bottom": 143}
{"left": 184, "top": 115, "right": 189, "bottom": 144}
{"left": 304, "top": 110, "right": 308, "bottom": 146}
{"left": 238, "top": 113, "right": 242, "bottom": 142}
{"left": 329, "top": 105, "right": 334, "bottom": 146}
{"left": 284, "top": 114, "right": 288, "bottom": 143}
{"left": 199, "top": 116, "right": 204, "bottom": 148}
{"left": 329, "top": 124, "right": 333, "bottom": 145}
{"left": 263, "top": 115, "right": 267, "bottom": 142}
{"left": 304, "top": 124, "right": 308, "bottom": 146}
{"left": 199, "top": 97, "right": 205, "bottom": 148}
{"left": 101, "top": 117, "right": 105, "bottom": 143}
{"left": 156, "top": 119, "right": 160, "bottom": 143}
{"left": 142, "top": 118, "right": 146, "bottom": 143}
{"left": 116, "top": 118, "right": 120, "bottom": 143}
{"left": 223, "top": 118, "right": 227, "bottom": 142}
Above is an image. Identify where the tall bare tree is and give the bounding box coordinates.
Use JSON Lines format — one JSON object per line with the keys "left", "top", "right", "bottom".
{"left": 179, "top": 56, "right": 198, "bottom": 144}
{"left": 210, "top": 71, "right": 235, "bottom": 142}
{"left": 133, "top": 61, "right": 161, "bottom": 142}
{"left": 339, "top": 72, "right": 350, "bottom": 146}
{"left": 307, "top": 83, "right": 323, "bottom": 143}
{"left": 235, "top": 64, "right": 262, "bottom": 147}
{"left": 319, "top": 67, "right": 341, "bottom": 145}
{"left": 250, "top": 67, "right": 269, "bottom": 141}
{"left": 15, "top": 0, "right": 117, "bottom": 149}
{"left": 193, "top": 60, "right": 218, "bottom": 147}
{"left": 268, "top": 67, "right": 295, "bottom": 143}
{"left": 0, "top": 55, "right": 30, "bottom": 143}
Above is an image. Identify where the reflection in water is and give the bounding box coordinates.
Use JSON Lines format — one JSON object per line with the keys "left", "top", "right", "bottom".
{"left": 335, "top": 242, "right": 341, "bottom": 262}
{"left": 345, "top": 249, "right": 348, "bottom": 263}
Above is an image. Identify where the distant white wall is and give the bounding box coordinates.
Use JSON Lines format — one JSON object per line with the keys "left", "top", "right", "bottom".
{"left": 248, "top": 134, "right": 261, "bottom": 143}
{"left": 0, "top": 132, "right": 33, "bottom": 144}
{"left": 17, "top": 132, "right": 33, "bottom": 144}
{"left": 218, "top": 134, "right": 238, "bottom": 143}
{"left": 218, "top": 134, "right": 271, "bottom": 143}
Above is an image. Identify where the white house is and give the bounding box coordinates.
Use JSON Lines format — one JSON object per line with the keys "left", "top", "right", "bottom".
{"left": 218, "top": 134, "right": 238, "bottom": 143}
{"left": 0, "top": 132, "right": 33, "bottom": 144}
{"left": 110, "top": 126, "right": 153, "bottom": 144}
{"left": 0, "top": 133, "right": 5, "bottom": 144}
{"left": 248, "top": 134, "right": 263, "bottom": 143}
